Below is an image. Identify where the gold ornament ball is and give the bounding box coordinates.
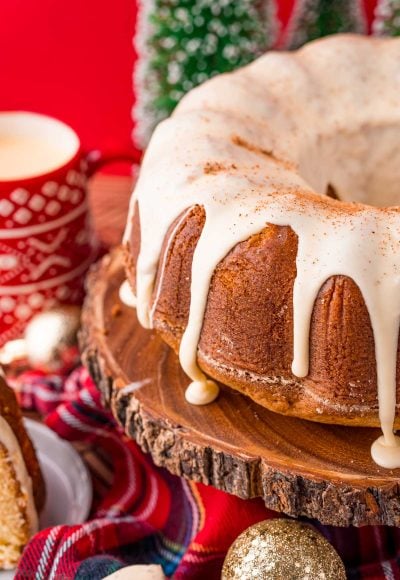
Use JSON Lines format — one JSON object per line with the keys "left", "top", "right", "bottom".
{"left": 222, "top": 519, "right": 346, "bottom": 580}
{"left": 24, "top": 306, "right": 81, "bottom": 370}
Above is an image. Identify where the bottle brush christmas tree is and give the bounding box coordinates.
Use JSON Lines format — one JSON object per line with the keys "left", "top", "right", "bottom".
{"left": 374, "top": 0, "right": 400, "bottom": 36}
{"left": 134, "top": 0, "right": 277, "bottom": 147}
{"left": 286, "top": 0, "right": 366, "bottom": 49}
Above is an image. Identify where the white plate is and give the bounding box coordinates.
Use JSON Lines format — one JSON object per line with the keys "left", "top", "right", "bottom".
{"left": 0, "top": 419, "right": 92, "bottom": 579}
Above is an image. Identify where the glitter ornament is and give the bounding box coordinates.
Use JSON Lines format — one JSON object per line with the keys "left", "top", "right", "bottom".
{"left": 221, "top": 519, "right": 346, "bottom": 580}
{"left": 24, "top": 306, "right": 81, "bottom": 371}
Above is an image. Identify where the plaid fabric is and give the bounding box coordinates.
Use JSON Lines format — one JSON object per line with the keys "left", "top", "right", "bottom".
{"left": 9, "top": 366, "right": 400, "bottom": 579}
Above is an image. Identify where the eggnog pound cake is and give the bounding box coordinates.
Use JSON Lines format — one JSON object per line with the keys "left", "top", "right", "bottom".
{"left": 123, "top": 34, "right": 400, "bottom": 468}
{"left": 0, "top": 371, "right": 45, "bottom": 568}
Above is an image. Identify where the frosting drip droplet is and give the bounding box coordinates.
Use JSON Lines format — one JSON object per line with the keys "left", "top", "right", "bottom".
{"left": 371, "top": 434, "right": 400, "bottom": 469}
{"left": 119, "top": 280, "right": 137, "bottom": 308}
{"left": 185, "top": 379, "right": 219, "bottom": 405}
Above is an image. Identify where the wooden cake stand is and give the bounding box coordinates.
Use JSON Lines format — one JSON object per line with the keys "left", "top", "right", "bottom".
{"left": 81, "top": 248, "right": 400, "bottom": 528}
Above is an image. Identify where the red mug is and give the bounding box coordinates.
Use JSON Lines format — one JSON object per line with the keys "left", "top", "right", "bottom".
{"left": 0, "top": 111, "right": 133, "bottom": 346}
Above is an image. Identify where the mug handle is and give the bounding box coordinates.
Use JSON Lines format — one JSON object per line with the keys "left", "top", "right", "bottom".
{"left": 84, "top": 149, "right": 142, "bottom": 177}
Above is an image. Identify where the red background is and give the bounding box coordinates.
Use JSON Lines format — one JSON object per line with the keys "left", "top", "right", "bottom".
{"left": 0, "top": 0, "right": 378, "bottom": 164}
{"left": 0, "top": 0, "right": 137, "bottom": 163}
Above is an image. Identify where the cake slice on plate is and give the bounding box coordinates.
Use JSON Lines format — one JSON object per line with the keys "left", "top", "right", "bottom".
{"left": 0, "top": 370, "right": 45, "bottom": 569}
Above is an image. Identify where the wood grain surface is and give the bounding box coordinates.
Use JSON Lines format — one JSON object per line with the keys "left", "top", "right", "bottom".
{"left": 89, "top": 174, "right": 133, "bottom": 246}
{"left": 81, "top": 248, "right": 400, "bottom": 528}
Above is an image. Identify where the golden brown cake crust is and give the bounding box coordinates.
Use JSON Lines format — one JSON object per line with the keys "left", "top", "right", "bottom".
{"left": 0, "top": 376, "right": 45, "bottom": 512}
{"left": 0, "top": 442, "right": 30, "bottom": 568}
{"left": 124, "top": 203, "right": 400, "bottom": 428}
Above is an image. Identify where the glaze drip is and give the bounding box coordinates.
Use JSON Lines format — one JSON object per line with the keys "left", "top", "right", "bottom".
{"left": 119, "top": 280, "right": 137, "bottom": 308}
{"left": 124, "top": 35, "right": 400, "bottom": 465}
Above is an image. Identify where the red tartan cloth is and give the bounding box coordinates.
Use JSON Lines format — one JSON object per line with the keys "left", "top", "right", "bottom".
{"left": 6, "top": 365, "right": 400, "bottom": 579}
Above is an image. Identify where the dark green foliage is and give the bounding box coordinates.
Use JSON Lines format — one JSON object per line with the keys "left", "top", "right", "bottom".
{"left": 374, "top": 0, "right": 400, "bottom": 36}
{"left": 290, "top": 0, "right": 365, "bottom": 48}
{"left": 147, "top": 0, "right": 272, "bottom": 119}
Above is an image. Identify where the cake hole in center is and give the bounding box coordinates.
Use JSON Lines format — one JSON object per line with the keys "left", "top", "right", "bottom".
{"left": 300, "top": 124, "right": 400, "bottom": 208}
{"left": 326, "top": 184, "right": 341, "bottom": 201}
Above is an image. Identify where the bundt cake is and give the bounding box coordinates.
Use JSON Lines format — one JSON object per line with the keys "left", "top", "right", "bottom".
{"left": 0, "top": 370, "right": 45, "bottom": 568}
{"left": 123, "top": 34, "right": 400, "bottom": 468}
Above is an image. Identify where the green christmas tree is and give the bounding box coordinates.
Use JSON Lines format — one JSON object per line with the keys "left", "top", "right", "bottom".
{"left": 373, "top": 0, "right": 400, "bottom": 36}
{"left": 287, "top": 0, "right": 366, "bottom": 49}
{"left": 134, "top": 0, "right": 277, "bottom": 148}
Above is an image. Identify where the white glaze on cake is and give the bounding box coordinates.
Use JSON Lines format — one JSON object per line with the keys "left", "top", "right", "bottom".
{"left": 119, "top": 280, "right": 137, "bottom": 308}
{"left": 124, "top": 35, "right": 400, "bottom": 467}
{"left": 0, "top": 416, "right": 38, "bottom": 535}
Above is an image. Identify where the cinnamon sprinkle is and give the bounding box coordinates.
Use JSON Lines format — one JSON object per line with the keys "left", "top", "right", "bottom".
{"left": 231, "top": 134, "right": 294, "bottom": 170}
{"left": 203, "top": 161, "right": 237, "bottom": 174}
